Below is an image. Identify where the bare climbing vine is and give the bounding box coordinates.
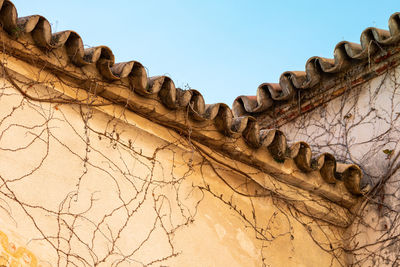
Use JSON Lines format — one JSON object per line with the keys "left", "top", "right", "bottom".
{"left": 0, "top": 36, "right": 399, "bottom": 267}
{"left": 0, "top": 52, "right": 207, "bottom": 265}
{"left": 0, "top": 48, "right": 345, "bottom": 266}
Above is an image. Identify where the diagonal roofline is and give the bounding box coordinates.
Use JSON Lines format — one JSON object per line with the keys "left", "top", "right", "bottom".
{"left": 0, "top": 0, "right": 376, "bottom": 220}
{"left": 233, "top": 12, "right": 400, "bottom": 128}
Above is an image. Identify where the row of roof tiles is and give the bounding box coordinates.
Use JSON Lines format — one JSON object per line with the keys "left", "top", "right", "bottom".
{"left": 1, "top": 0, "right": 392, "bottom": 200}
{"left": 233, "top": 12, "right": 400, "bottom": 118}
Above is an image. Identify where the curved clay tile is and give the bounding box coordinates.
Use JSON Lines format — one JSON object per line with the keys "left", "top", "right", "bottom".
{"left": 0, "top": 0, "right": 371, "bottom": 198}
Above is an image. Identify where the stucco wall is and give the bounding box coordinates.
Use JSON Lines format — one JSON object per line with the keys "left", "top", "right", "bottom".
{"left": 0, "top": 55, "right": 349, "bottom": 266}
{"left": 280, "top": 65, "right": 400, "bottom": 266}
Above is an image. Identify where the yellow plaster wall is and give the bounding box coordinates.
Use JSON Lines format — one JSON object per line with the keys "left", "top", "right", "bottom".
{"left": 0, "top": 59, "right": 347, "bottom": 266}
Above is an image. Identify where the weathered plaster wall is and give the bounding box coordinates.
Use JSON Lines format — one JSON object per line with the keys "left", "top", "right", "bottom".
{"left": 0, "top": 55, "right": 349, "bottom": 266}
{"left": 280, "top": 65, "right": 400, "bottom": 266}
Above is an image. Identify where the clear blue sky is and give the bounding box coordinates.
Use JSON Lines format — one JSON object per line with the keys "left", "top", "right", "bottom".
{"left": 11, "top": 0, "right": 400, "bottom": 105}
